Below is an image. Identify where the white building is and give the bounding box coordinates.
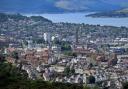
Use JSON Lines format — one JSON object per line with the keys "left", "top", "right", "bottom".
{"left": 44, "top": 33, "right": 51, "bottom": 43}
{"left": 27, "top": 40, "right": 33, "bottom": 49}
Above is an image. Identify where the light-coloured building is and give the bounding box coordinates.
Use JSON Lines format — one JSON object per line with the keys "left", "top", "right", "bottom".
{"left": 44, "top": 33, "right": 51, "bottom": 43}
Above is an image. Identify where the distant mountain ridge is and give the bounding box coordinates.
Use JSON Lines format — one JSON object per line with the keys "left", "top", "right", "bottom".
{"left": 0, "top": 0, "right": 128, "bottom": 13}
{"left": 86, "top": 8, "right": 128, "bottom": 18}
{"left": 117, "top": 8, "right": 128, "bottom": 13}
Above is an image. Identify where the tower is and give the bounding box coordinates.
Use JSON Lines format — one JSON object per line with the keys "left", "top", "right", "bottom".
{"left": 76, "top": 29, "right": 79, "bottom": 44}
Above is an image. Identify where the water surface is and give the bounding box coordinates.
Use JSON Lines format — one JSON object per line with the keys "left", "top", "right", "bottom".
{"left": 24, "top": 13, "right": 128, "bottom": 27}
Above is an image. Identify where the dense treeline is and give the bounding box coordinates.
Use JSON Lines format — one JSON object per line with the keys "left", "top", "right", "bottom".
{"left": 122, "top": 82, "right": 128, "bottom": 89}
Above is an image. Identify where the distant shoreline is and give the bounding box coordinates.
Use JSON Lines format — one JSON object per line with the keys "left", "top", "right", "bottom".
{"left": 86, "top": 12, "right": 128, "bottom": 18}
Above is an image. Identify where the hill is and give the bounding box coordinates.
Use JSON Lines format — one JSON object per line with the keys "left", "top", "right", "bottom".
{"left": 0, "top": 13, "right": 52, "bottom": 23}
{"left": 0, "top": 0, "right": 128, "bottom": 13}
{"left": 117, "top": 8, "right": 128, "bottom": 13}
{"left": 86, "top": 8, "right": 128, "bottom": 18}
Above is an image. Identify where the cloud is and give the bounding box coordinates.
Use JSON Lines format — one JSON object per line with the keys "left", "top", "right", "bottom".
{"left": 55, "top": 0, "right": 128, "bottom": 11}
{"left": 55, "top": 0, "right": 90, "bottom": 11}
{"left": 55, "top": 1, "right": 70, "bottom": 10}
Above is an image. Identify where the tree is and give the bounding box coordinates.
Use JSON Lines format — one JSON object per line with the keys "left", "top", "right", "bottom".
{"left": 0, "top": 54, "right": 5, "bottom": 62}
{"left": 64, "top": 67, "right": 75, "bottom": 76}
{"left": 12, "top": 51, "right": 19, "bottom": 60}
{"left": 83, "top": 85, "right": 91, "bottom": 89}
{"left": 70, "top": 68, "right": 75, "bottom": 74}
{"left": 64, "top": 51, "right": 77, "bottom": 57}
{"left": 88, "top": 76, "right": 95, "bottom": 84}
{"left": 93, "top": 85, "right": 100, "bottom": 89}
{"left": 61, "top": 42, "right": 71, "bottom": 51}
{"left": 64, "top": 67, "right": 70, "bottom": 76}
{"left": 123, "top": 82, "right": 128, "bottom": 89}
